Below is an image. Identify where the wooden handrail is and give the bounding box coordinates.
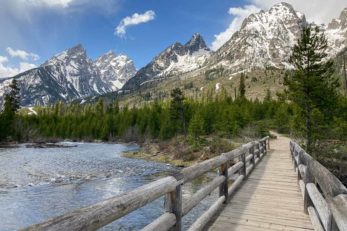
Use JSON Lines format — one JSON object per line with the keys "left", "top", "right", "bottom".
{"left": 290, "top": 141, "right": 347, "bottom": 231}
{"left": 22, "top": 136, "right": 270, "bottom": 231}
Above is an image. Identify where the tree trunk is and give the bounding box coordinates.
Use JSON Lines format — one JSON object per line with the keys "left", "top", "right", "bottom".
{"left": 305, "top": 102, "right": 312, "bottom": 153}
{"left": 343, "top": 53, "right": 347, "bottom": 96}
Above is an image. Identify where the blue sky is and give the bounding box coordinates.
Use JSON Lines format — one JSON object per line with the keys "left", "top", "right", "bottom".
{"left": 0, "top": 0, "right": 345, "bottom": 77}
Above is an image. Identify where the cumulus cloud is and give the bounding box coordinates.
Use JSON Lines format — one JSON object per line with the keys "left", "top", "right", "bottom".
{"left": 211, "top": 0, "right": 346, "bottom": 50}
{"left": 115, "top": 10, "right": 156, "bottom": 37}
{"left": 0, "top": 56, "right": 8, "bottom": 64}
{"left": 26, "top": 0, "right": 74, "bottom": 8}
{"left": 6, "top": 47, "right": 40, "bottom": 61}
{"left": 19, "top": 62, "right": 37, "bottom": 71}
{"left": 0, "top": 61, "right": 37, "bottom": 78}
{"left": 211, "top": 5, "right": 260, "bottom": 51}
{"left": 0, "top": 53, "right": 37, "bottom": 78}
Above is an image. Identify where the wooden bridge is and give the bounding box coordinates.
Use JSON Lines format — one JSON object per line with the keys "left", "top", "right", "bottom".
{"left": 23, "top": 135, "right": 347, "bottom": 231}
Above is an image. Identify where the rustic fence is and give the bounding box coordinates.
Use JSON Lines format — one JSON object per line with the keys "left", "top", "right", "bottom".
{"left": 290, "top": 141, "right": 347, "bottom": 231}
{"left": 22, "top": 137, "right": 269, "bottom": 231}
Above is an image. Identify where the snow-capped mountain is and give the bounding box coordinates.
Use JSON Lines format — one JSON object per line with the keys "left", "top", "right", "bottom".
{"left": 326, "top": 8, "right": 347, "bottom": 55}
{"left": 95, "top": 51, "right": 136, "bottom": 91}
{"left": 123, "top": 33, "right": 211, "bottom": 90}
{"left": 0, "top": 45, "right": 136, "bottom": 106}
{"left": 209, "top": 2, "right": 306, "bottom": 72}
{"left": 208, "top": 3, "right": 347, "bottom": 73}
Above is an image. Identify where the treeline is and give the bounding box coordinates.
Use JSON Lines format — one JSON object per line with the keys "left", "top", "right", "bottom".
{"left": 20, "top": 91, "right": 281, "bottom": 142}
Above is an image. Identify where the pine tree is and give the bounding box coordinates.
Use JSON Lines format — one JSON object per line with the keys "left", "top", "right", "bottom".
{"left": 0, "top": 79, "right": 21, "bottom": 141}
{"left": 284, "top": 24, "right": 340, "bottom": 153}
{"left": 169, "top": 88, "right": 187, "bottom": 135}
{"left": 188, "top": 112, "right": 204, "bottom": 147}
{"left": 239, "top": 73, "right": 246, "bottom": 98}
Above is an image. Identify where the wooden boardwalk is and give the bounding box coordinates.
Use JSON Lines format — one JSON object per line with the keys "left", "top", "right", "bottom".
{"left": 208, "top": 135, "right": 314, "bottom": 231}
{"left": 24, "top": 134, "right": 347, "bottom": 231}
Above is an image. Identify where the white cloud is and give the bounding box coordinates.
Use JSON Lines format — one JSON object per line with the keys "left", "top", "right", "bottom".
{"left": 26, "top": 0, "right": 74, "bottom": 8}
{"left": 0, "top": 61, "right": 37, "bottom": 78}
{"left": 211, "top": 5, "right": 260, "bottom": 51}
{"left": 211, "top": 0, "right": 346, "bottom": 50}
{"left": 19, "top": 62, "right": 37, "bottom": 71}
{"left": 115, "top": 10, "right": 156, "bottom": 37}
{"left": 0, "top": 56, "right": 9, "bottom": 64}
{"left": 0, "top": 54, "right": 37, "bottom": 78}
{"left": 6, "top": 47, "right": 40, "bottom": 61}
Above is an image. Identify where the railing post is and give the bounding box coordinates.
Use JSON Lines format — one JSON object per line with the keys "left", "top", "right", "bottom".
{"left": 165, "top": 178, "right": 183, "bottom": 231}
{"left": 262, "top": 138, "right": 269, "bottom": 155}
{"left": 267, "top": 138, "right": 270, "bottom": 150}
{"left": 259, "top": 140, "right": 263, "bottom": 156}
{"left": 241, "top": 148, "right": 247, "bottom": 177}
{"left": 251, "top": 143, "right": 256, "bottom": 166}
{"left": 297, "top": 150, "right": 303, "bottom": 181}
{"left": 219, "top": 162, "right": 229, "bottom": 203}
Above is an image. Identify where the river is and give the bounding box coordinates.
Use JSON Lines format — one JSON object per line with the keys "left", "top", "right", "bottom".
{"left": 0, "top": 142, "right": 218, "bottom": 230}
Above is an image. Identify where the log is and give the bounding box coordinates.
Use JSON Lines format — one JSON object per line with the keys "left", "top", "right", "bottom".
{"left": 187, "top": 196, "right": 225, "bottom": 231}
{"left": 141, "top": 213, "right": 176, "bottom": 231}
{"left": 182, "top": 175, "right": 225, "bottom": 216}
{"left": 298, "top": 164, "right": 306, "bottom": 179}
{"left": 222, "top": 148, "right": 243, "bottom": 161}
{"left": 306, "top": 183, "right": 331, "bottom": 231}
{"left": 181, "top": 156, "right": 228, "bottom": 183}
{"left": 293, "top": 142, "right": 347, "bottom": 197}
{"left": 329, "top": 194, "right": 347, "bottom": 231}
{"left": 228, "top": 175, "right": 244, "bottom": 197}
{"left": 23, "top": 176, "right": 178, "bottom": 231}
{"left": 307, "top": 155, "right": 347, "bottom": 197}
{"left": 246, "top": 163, "right": 254, "bottom": 176}
{"left": 254, "top": 157, "right": 259, "bottom": 165}
{"left": 227, "top": 161, "right": 243, "bottom": 176}
{"left": 307, "top": 207, "right": 325, "bottom": 231}
{"left": 245, "top": 154, "right": 253, "bottom": 163}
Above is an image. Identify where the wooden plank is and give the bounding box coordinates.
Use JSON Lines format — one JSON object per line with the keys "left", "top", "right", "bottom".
{"left": 141, "top": 213, "right": 176, "bottom": 231}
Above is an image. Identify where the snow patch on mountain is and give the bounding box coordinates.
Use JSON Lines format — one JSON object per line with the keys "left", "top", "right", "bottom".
{"left": 210, "top": 2, "right": 306, "bottom": 72}
{"left": 95, "top": 51, "right": 136, "bottom": 91}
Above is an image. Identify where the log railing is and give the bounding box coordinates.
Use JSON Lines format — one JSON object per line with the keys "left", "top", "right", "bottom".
{"left": 23, "top": 136, "right": 270, "bottom": 231}
{"left": 290, "top": 141, "right": 347, "bottom": 231}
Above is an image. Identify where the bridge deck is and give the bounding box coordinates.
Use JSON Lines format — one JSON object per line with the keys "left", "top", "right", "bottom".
{"left": 208, "top": 135, "right": 314, "bottom": 231}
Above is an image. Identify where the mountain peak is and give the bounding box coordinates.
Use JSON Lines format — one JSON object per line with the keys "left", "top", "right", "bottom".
{"left": 270, "top": 2, "right": 295, "bottom": 11}
{"left": 67, "top": 44, "right": 86, "bottom": 56}
{"left": 185, "top": 33, "right": 209, "bottom": 53}
{"left": 213, "top": 2, "right": 306, "bottom": 72}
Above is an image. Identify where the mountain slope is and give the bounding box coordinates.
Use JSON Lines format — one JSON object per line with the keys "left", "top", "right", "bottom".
{"left": 95, "top": 51, "right": 136, "bottom": 91}
{"left": 0, "top": 45, "right": 136, "bottom": 107}
{"left": 326, "top": 8, "right": 347, "bottom": 55}
{"left": 123, "top": 33, "right": 211, "bottom": 90}
{"left": 209, "top": 3, "right": 306, "bottom": 72}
